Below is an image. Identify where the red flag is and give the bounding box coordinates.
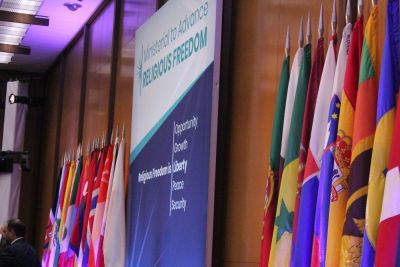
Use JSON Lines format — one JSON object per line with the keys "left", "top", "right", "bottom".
{"left": 97, "top": 139, "right": 119, "bottom": 267}
{"left": 78, "top": 150, "right": 100, "bottom": 266}
{"left": 86, "top": 147, "right": 108, "bottom": 267}
{"left": 90, "top": 144, "right": 114, "bottom": 267}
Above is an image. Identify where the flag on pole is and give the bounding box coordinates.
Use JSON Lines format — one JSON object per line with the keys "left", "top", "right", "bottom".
{"left": 268, "top": 42, "right": 311, "bottom": 267}
{"left": 59, "top": 160, "right": 77, "bottom": 240}
{"left": 310, "top": 23, "right": 352, "bottom": 267}
{"left": 58, "top": 157, "right": 83, "bottom": 266}
{"left": 97, "top": 138, "right": 119, "bottom": 267}
{"left": 104, "top": 135, "right": 126, "bottom": 267}
{"left": 56, "top": 159, "right": 77, "bottom": 265}
{"left": 292, "top": 36, "right": 325, "bottom": 255}
{"left": 375, "top": 89, "right": 400, "bottom": 266}
{"left": 42, "top": 167, "right": 62, "bottom": 267}
{"left": 262, "top": 41, "right": 302, "bottom": 266}
{"left": 260, "top": 51, "right": 290, "bottom": 266}
{"left": 85, "top": 147, "right": 107, "bottom": 266}
{"left": 48, "top": 162, "right": 70, "bottom": 267}
{"left": 294, "top": 33, "right": 337, "bottom": 267}
{"left": 68, "top": 154, "right": 90, "bottom": 264}
{"left": 90, "top": 144, "right": 114, "bottom": 267}
{"left": 325, "top": 15, "right": 364, "bottom": 266}
{"left": 279, "top": 36, "right": 305, "bottom": 179}
{"left": 361, "top": 1, "right": 399, "bottom": 265}
{"left": 341, "top": 5, "right": 379, "bottom": 265}
{"left": 78, "top": 149, "right": 100, "bottom": 266}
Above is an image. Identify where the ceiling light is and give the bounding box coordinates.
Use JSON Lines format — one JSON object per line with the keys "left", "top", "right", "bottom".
{"left": 0, "top": 52, "right": 13, "bottom": 63}
{"left": 0, "top": 0, "right": 45, "bottom": 63}
{"left": 0, "top": 0, "right": 43, "bottom": 15}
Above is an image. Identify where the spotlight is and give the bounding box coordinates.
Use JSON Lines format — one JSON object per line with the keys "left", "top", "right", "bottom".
{"left": 8, "top": 94, "right": 42, "bottom": 106}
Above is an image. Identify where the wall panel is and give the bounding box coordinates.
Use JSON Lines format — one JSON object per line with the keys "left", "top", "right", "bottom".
{"left": 19, "top": 79, "right": 45, "bottom": 246}
{"left": 82, "top": 1, "right": 115, "bottom": 146}
{"left": 59, "top": 35, "right": 84, "bottom": 156}
{"left": 35, "top": 63, "right": 63, "bottom": 251}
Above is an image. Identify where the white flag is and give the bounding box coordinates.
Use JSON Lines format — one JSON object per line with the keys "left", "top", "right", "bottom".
{"left": 280, "top": 47, "right": 304, "bottom": 161}
{"left": 103, "top": 136, "right": 126, "bottom": 267}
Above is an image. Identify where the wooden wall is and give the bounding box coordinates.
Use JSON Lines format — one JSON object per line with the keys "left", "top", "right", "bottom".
{"left": 33, "top": 0, "right": 388, "bottom": 264}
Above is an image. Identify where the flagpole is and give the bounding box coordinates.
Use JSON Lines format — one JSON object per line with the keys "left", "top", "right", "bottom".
{"left": 285, "top": 26, "right": 290, "bottom": 57}
{"left": 318, "top": 5, "right": 324, "bottom": 38}
{"left": 358, "top": 0, "right": 363, "bottom": 17}
{"left": 331, "top": 0, "right": 337, "bottom": 35}
{"left": 122, "top": 122, "right": 126, "bottom": 140}
{"left": 372, "top": 0, "right": 377, "bottom": 6}
{"left": 306, "top": 12, "right": 311, "bottom": 44}
{"left": 299, "top": 17, "right": 304, "bottom": 48}
{"left": 346, "top": 0, "right": 351, "bottom": 24}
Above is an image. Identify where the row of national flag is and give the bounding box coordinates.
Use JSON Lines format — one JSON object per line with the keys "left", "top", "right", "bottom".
{"left": 260, "top": 1, "right": 400, "bottom": 266}
{"left": 42, "top": 131, "right": 126, "bottom": 267}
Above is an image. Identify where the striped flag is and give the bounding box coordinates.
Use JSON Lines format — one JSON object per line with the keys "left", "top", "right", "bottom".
{"left": 68, "top": 154, "right": 90, "bottom": 264}
{"left": 58, "top": 157, "right": 83, "bottom": 266}
{"left": 260, "top": 53, "right": 290, "bottom": 266}
{"left": 311, "top": 23, "right": 352, "bottom": 267}
{"left": 55, "top": 159, "right": 76, "bottom": 265}
{"left": 48, "top": 162, "right": 71, "bottom": 266}
{"left": 59, "top": 160, "right": 77, "bottom": 242}
{"left": 341, "top": 6, "right": 379, "bottom": 265}
{"left": 361, "top": 1, "right": 399, "bottom": 265}
{"left": 85, "top": 147, "right": 107, "bottom": 266}
{"left": 325, "top": 15, "right": 363, "bottom": 266}
{"left": 104, "top": 136, "right": 126, "bottom": 267}
{"left": 292, "top": 37, "right": 325, "bottom": 259}
{"left": 89, "top": 145, "right": 114, "bottom": 267}
{"left": 78, "top": 150, "right": 100, "bottom": 266}
{"left": 268, "top": 42, "right": 311, "bottom": 267}
{"left": 375, "top": 90, "right": 400, "bottom": 266}
{"left": 294, "top": 33, "right": 337, "bottom": 267}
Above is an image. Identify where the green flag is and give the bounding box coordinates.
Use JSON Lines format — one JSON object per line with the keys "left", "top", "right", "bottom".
{"left": 269, "top": 43, "right": 311, "bottom": 266}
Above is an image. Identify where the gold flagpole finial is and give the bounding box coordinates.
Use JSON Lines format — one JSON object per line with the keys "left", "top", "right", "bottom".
{"left": 285, "top": 26, "right": 290, "bottom": 57}
{"left": 306, "top": 11, "right": 311, "bottom": 44}
{"left": 372, "top": 0, "right": 377, "bottom": 6}
{"left": 299, "top": 17, "right": 304, "bottom": 48}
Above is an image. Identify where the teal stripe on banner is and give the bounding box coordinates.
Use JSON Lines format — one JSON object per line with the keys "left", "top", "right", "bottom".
{"left": 130, "top": 62, "right": 213, "bottom": 164}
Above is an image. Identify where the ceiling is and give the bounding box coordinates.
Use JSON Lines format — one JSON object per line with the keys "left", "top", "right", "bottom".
{"left": 0, "top": 0, "right": 104, "bottom": 74}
